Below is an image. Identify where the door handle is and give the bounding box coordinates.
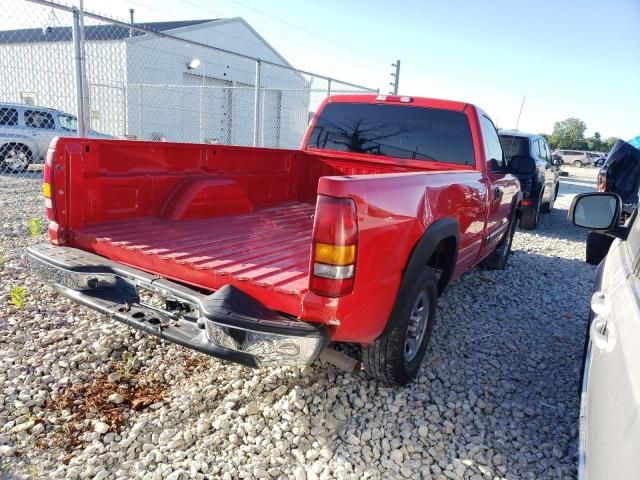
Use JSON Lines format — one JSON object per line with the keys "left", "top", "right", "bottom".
{"left": 590, "top": 316, "right": 609, "bottom": 351}
{"left": 494, "top": 187, "right": 502, "bottom": 200}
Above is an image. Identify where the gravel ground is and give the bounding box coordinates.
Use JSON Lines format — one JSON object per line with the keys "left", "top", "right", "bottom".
{"left": 1, "top": 167, "right": 597, "bottom": 480}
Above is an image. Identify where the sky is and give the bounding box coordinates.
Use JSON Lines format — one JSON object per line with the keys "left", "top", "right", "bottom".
{"left": 13, "top": 0, "right": 640, "bottom": 139}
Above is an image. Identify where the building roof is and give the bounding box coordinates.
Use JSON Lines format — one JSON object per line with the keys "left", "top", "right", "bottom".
{"left": 0, "top": 19, "right": 217, "bottom": 44}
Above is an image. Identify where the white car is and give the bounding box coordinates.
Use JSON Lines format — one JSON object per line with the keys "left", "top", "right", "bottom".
{"left": 569, "top": 192, "right": 640, "bottom": 480}
{"left": 0, "top": 102, "right": 111, "bottom": 173}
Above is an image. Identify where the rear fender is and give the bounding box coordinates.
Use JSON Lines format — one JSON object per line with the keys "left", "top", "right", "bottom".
{"left": 378, "top": 218, "right": 459, "bottom": 338}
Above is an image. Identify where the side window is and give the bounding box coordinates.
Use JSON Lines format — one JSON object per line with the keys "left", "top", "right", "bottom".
{"left": 25, "top": 110, "right": 54, "bottom": 129}
{"left": 543, "top": 142, "right": 551, "bottom": 161}
{"left": 480, "top": 116, "right": 504, "bottom": 172}
{"left": 0, "top": 108, "right": 18, "bottom": 126}
{"left": 531, "top": 139, "right": 541, "bottom": 158}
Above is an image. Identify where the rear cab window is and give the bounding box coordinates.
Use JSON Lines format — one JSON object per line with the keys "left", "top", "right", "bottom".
{"left": 307, "top": 102, "right": 475, "bottom": 167}
{"left": 499, "top": 135, "right": 529, "bottom": 162}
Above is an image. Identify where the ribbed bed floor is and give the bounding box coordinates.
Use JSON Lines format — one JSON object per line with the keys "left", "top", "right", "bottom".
{"left": 74, "top": 202, "right": 315, "bottom": 297}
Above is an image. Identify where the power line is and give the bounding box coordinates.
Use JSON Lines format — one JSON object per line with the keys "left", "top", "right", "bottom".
{"left": 177, "top": 0, "right": 388, "bottom": 77}
{"left": 223, "top": 0, "right": 388, "bottom": 64}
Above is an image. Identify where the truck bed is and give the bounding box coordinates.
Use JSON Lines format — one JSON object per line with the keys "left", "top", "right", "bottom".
{"left": 72, "top": 202, "right": 315, "bottom": 314}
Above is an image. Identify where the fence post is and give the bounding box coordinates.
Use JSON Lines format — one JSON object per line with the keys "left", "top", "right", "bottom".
{"left": 138, "top": 84, "right": 142, "bottom": 140}
{"left": 253, "top": 59, "right": 261, "bottom": 147}
{"left": 71, "top": 8, "right": 86, "bottom": 137}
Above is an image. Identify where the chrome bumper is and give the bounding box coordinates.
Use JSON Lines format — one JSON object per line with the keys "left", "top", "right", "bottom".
{"left": 26, "top": 243, "right": 328, "bottom": 367}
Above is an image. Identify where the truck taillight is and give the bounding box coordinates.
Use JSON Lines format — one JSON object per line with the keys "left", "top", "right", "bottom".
{"left": 43, "top": 147, "right": 65, "bottom": 244}
{"left": 43, "top": 149, "right": 54, "bottom": 219}
{"left": 597, "top": 171, "right": 606, "bottom": 192}
{"left": 310, "top": 196, "right": 358, "bottom": 297}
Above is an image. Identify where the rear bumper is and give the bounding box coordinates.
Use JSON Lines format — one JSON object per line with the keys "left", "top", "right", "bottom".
{"left": 26, "top": 243, "right": 328, "bottom": 368}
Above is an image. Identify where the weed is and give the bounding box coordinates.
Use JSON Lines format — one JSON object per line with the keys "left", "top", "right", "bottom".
{"left": 10, "top": 286, "right": 26, "bottom": 309}
{"left": 120, "top": 353, "right": 136, "bottom": 378}
{"left": 28, "top": 465, "right": 40, "bottom": 479}
{"left": 28, "top": 217, "right": 43, "bottom": 238}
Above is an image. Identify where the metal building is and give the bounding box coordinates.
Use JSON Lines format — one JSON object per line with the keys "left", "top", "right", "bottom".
{"left": 0, "top": 17, "right": 310, "bottom": 148}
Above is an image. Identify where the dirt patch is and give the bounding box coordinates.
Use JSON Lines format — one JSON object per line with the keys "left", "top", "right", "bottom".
{"left": 44, "top": 374, "right": 165, "bottom": 454}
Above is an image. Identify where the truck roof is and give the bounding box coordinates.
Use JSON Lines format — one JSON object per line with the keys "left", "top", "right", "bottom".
{"left": 325, "top": 94, "right": 471, "bottom": 112}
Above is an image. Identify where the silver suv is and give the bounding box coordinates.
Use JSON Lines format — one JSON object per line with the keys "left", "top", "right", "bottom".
{"left": 0, "top": 103, "right": 110, "bottom": 173}
{"left": 553, "top": 149, "right": 593, "bottom": 168}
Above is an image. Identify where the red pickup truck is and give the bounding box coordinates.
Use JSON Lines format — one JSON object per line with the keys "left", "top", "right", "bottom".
{"left": 27, "top": 94, "right": 520, "bottom": 385}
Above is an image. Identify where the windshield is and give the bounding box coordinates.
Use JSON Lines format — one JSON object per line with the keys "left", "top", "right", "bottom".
{"left": 58, "top": 114, "right": 78, "bottom": 132}
{"left": 307, "top": 102, "right": 475, "bottom": 166}
{"left": 499, "top": 135, "right": 529, "bottom": 161}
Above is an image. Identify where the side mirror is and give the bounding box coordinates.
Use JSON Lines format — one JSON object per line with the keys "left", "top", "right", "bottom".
{"left": 568, "top": 192, "right": 621, "bottom": 231}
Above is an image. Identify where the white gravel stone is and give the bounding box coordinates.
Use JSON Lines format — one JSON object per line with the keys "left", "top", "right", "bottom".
{"left": 108, "top": 393, "right": 125, "bottom": 404}
{"left": 0, "top": 445, "right": 15, "bottom": 457}
{"left": 0, "top": 167, "right": 595, "bottom": 479}
{"left": 94, "top": 421, "right": 110, "bottom": 434}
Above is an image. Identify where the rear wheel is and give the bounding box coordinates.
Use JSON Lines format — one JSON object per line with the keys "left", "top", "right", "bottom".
{"left": 572, "top": 160, "right": 583, "bottom": 168}
{"left": 541, "top": 187, "right": 556, "bottom": 213}
{"left": 362, "top": 266, "right": 438, "bottom": 386}
{"left": 481, "top": 207, "right": 517, "bottom": 270}
{"left": 0, "top": 143, "right": 32, "bottom": 173}
{"left": 520, "top": 201, "right": 540, "bottom": 230}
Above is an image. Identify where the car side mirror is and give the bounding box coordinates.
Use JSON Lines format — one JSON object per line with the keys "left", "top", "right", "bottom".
{"left": 568, "top": 192, "right": 621, "bottom": 231}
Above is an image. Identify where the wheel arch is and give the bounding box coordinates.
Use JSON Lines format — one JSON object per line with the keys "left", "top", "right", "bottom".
{"left": 378, "top": 218, "right": 459, "bottom": 338}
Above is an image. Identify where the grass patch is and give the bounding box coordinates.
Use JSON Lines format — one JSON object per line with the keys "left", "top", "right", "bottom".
{"left": 28, "top": 217, "right": 43, "bottom": 238}
{"left": 10, "top": 286, "right": 26, "bottom": 309}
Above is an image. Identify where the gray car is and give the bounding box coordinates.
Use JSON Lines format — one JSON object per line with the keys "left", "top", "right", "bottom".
{"left": 568, "top": 192, "right": 640, "bottom": 480}
{"left": 0, "top": 102, "right": 111, "bottom": 173}
{"left": 554, "top": 149, "right": 594, "bottom": 168}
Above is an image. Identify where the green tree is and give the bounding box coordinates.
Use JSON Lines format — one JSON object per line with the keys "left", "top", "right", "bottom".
{"left": 587, "top": 131, "right": 602, "bottom": 151}
{"left": 605, "top": 137, "right": 618, "bottom": 150}
{"left": 549, "top": 118, "right": 587, "bottom": 150}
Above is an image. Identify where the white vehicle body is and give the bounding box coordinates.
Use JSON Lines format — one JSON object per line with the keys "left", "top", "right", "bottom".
{"left": 0, "top": 102, "right": 111, "bottom": 172}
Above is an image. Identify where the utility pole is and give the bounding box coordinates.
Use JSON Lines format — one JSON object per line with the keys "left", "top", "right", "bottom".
{"left": 389, "top": 60, "right": 400, "bottom": 94}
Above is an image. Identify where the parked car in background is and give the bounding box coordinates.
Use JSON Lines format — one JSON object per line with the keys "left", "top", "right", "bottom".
{"left": 27, "top": 94, "right": 522, "bottom": 386}
{"left": 553, "top": 149, "right": 594, "bottom": 168}
{"left": 499, "top": 130, "right": 562, "bottom": 229}
{"left": 0, "top": 102, "right": 111, "bottom": 173}
{"left": 568, "top": 192, "right": 640, "bottom": 480}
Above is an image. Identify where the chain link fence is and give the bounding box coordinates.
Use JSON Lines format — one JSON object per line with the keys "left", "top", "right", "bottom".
{"left": 0, "top": 0, "right": 376, "bottom": 258}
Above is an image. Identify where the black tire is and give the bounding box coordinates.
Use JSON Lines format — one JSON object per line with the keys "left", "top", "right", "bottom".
{"left": 586, "top": 231, "right": 613, "bottom": 265}
{"left": 572, "top": 160, "right": 583, "bottom": 168}
{"left": 519, "top": 201, "right": 540, "bottom": 230}
{"left": 541, "top": 189, "right": 553, "bottom": 213}
{"left": 362, "top": 266, "right": 438, "bottom": 386}
{"left": 0, "top": 143, "right": 32, "bottom": 173}
{"left": 481, "top": 206, "right": 517, "bottom": 270}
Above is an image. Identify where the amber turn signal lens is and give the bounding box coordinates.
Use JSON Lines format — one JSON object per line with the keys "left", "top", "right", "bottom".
{"left": 43, "top": 182, "right": 51, "bottom": 199}
{"left": 314, "top": 243, "right": 356, "bottom": 266}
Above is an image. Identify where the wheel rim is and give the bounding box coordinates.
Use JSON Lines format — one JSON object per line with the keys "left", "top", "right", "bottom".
{"left": 404, "top": 291, "right": 430, "bottom": 362}
{"left": 4, "top": 149, "right": 29, "bottom": 171}
{"left": 573, "top": 161, "right": 582, "bottom": 168}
